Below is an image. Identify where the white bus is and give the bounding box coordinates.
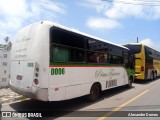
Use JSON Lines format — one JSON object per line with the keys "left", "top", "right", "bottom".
{"left": 10, "top": 21, "right": 134, "bottom": 101}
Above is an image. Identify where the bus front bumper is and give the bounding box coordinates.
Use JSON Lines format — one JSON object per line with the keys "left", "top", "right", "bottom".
{"left": 135, "top": 73, "right": 145, "bottom": 80}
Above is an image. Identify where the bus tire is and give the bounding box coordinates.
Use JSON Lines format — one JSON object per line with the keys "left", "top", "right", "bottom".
{"left": 155, "top": 72, "right": 157, "bottom": 79}
{"left": 126, "top": 77, "right": 133, "bottom": 88}
{"left": 150, "top": 72, "right": 155, "bottom": 80}
{"left": 88, "top": 84, "right": 100, "bottom": 101}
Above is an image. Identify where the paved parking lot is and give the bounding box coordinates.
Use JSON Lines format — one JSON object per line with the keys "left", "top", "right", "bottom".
{"left": 0, "top": 88, "right": 24, "bottom": 104}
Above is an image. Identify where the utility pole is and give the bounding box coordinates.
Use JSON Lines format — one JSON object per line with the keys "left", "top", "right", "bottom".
{"left": 136, "top": 37, "right": 139, "bottom": 43}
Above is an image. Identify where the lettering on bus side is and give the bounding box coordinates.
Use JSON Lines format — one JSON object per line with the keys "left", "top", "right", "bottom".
{"left": 51, "top": 68, "right": 65, "bottom": 75}
{"left": 106, "top": 79, "right": 117, "bottom": 88}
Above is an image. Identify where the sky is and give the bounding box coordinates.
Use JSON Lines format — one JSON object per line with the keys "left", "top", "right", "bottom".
{"left": 0, "top": 0, "right": 160, "bottom": 50}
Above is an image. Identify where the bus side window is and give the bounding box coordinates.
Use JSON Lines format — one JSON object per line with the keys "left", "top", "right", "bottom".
{"left": 96, "top": 53, "right": 104, "bottom": 63}
{"left": 71, "top": 49, "right": 85, "bottom": 62}
{"left": 124, "top": 51, "right": 129, "bottom": 68}
{"left": 53, "top": 46, "right": 69, "bottom": 62}
{"left": 109, "top": 55, "right": 123, "bottom": 64}
{"left": 130, "top": 53, "right": 135, "bottom": 69}
{"left": 88, "top": 52, "right": 97, "bottom": 63}
{"left": 109, "top": 55, "right": 113, "bottom": 64}
{"left": 88, "top": 52, "right": 106, "bottom": 64}
{"left": 104, "top": 48, "right": 109, "bottom": 63}
{"left": 77, "top": 51, "right": 84, "bottom": 62}
{"left": 104, "top": 53, "right": 108, "bottom": 63}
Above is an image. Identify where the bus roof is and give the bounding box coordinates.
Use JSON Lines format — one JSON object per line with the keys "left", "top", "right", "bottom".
{"left": 123, "top": 43, "right": 143, "bottom": 46}
{"left": 39, "top": 21, "right": 129, "bottom": 50}
{"left": 124, "top": 43, "right": 160, "bottom": 53}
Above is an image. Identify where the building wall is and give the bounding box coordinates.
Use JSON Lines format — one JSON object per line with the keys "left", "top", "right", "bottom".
{"left": 0, "top": 50, "right": 10, "bottom": 88}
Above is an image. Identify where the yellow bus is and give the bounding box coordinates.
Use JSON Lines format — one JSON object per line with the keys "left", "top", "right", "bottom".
{"left": 124, "top": 43, "right": 160, "bottom": 80}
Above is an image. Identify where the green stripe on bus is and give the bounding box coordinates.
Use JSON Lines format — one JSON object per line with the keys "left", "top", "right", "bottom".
{"left": 49, "top": 62, "right": 124, "bottom": 67}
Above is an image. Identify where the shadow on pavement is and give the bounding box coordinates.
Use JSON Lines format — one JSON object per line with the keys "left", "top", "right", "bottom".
{"left": 134, "top": 77, "right": 159, "bottom": 85}
{"left": 8, "top": 85, "right": 134, "bottom": 119}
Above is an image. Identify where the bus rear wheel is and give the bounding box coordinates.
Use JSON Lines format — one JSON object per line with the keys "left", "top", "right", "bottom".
{"left": 150, "top": 72, "right": 155, "bottom": 80}
{"left": 155, "top": 72, "right": 157, "bottom": 79}
{"left": 88, "top": 84, "right": 100, "bottom": 101}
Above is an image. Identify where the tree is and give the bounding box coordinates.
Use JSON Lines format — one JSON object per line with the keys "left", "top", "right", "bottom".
{"left": 4, "top": 36, "right": 9, "bottom": 43}
{"left": 3, "top": 36, "right": 12, "bottom": 51}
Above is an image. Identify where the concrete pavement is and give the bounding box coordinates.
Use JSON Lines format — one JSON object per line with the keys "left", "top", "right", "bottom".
{"left": 0, "top": 87, "right": 25, "bottom": 105}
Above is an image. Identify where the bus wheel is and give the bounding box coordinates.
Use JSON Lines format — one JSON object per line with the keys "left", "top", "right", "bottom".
{"left": 155, "top": 72, "right": 157, "bottom": 79}
{"left": 150, "top": 72, "right": 155, "bottom": 80}
{"left": 126, "top": 77, "right": 133, "bottom": 88}
{"left": 88, "top": 84, "right": 100, "bottom": 101}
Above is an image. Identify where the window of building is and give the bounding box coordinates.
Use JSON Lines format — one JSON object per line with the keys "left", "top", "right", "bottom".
{"left": 3, "top": 62, "right": 7, "bottom": 66}
{"left": 4, "top": 70, "right": 7, "bottom": 74}
{"left": 4, "top": 54, "right": 7, "bottom": 58}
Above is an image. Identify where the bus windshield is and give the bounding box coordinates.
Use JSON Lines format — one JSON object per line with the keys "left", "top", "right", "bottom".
{"left": 124, "top": 44, "right": 141, "bottom": 54}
